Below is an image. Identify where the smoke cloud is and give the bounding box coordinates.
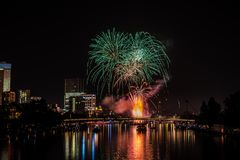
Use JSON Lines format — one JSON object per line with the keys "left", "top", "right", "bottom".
{"left": 101, "top": 80, "right": 165, "bottom": 115}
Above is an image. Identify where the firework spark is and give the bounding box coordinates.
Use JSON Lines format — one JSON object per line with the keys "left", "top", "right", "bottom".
{"left": 132, "top": 96, "right": 143, "bottom": 117}
{"left": 87, "top": 29, "right": 170, "bottom": 97}
{"left": 88, "top": 29, "right": 170, "bottom": 117}
{"left": 128, "top": 80, "right": 164, "bottom": 117}
{"left": 117, "top": 32, "right": 170, "bottom": 86}
{"left": 87, "top": 29, "right": 130, "bottom": 95}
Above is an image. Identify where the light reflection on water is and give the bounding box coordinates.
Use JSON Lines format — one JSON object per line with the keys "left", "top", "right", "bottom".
{"left": 62, "top": 123, "right": 204, "bottom": 160}
{"left": 0, "top": 123, "right": 239, "bottom": 160}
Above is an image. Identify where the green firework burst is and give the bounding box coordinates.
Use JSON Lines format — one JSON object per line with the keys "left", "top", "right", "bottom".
{"left": 87, "top": 29, "right": 170, "bottom": 96}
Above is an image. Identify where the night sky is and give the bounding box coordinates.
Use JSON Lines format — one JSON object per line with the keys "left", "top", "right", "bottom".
{"left": 1, "top": 1, "right": 239, "bottom": 113}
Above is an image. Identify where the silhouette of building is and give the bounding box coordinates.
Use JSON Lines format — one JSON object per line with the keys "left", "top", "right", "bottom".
{"left": 64, "top": 78, "right": 85, "bottom": 111}
{"left": 2, "top": 91, "right": 15, "bottom": 105}
{"left": 65, "top": 78, "right": 85, "bottom": 93}
{"left": 18, "top": 89, "right": 31, "bottom": 104}
{"left": 0, "top": 62, "right": 11, "bottom": 105}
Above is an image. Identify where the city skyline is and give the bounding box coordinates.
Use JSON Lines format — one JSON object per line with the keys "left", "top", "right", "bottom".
{"left": 1, "top": 1, "right": 239, "bottom": 113}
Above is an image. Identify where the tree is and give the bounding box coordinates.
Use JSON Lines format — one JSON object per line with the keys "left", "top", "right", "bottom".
{"left": 208, "top": 97, "right": 221, "bottom": 118}
{"left": 199, "top": 97, "right": 221, "bottom": 126}
{"left": 224, "top": 91, "right": 240, "bottom": 127}
{"left": 20, "top": 98, "right": 62, "bottom": 127}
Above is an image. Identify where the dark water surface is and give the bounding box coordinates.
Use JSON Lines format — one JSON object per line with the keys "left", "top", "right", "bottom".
{"left": 0, "top": 123, "right": 240, "bottom": 160}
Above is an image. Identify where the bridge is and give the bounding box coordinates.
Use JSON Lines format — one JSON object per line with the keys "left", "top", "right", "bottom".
{"left": 63, "top": 117, "right": 195, "bottom": 123}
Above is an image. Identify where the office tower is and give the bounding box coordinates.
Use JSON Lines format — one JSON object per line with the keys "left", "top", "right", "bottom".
{"left": 19, "top": 89, "right": 31, "bottom": 104}
{"left": 64, "top": 78, "right": 85, "bottom": 111}
{"left": 2, "top": 91, "right": 16, "bottom": 105}
{"left": 0, "top": 62, "right": 11, "bottom": 105}
{"left": 79, "top": 94, "right": 96, "bottom": 112}
{"left": 30, "top": 96, "right": 42, "bottom": 101}
{"left": 69, "top": 94, "right": 96, "bottom": 115}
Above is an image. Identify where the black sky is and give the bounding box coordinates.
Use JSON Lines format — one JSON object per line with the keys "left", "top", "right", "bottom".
{"left": 0, "top": 1, "right": 239, "bottom": 113}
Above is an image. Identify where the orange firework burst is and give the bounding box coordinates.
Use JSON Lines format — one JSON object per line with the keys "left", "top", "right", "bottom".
{"left": 132, "top": 96, "right": 143, "bottom": 117}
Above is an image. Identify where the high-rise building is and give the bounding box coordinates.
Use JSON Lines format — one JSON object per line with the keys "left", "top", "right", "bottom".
{"left": 64, "top": 78, "right": 85, "bottom": 111}
{"left": 79, "top": 94, "right": 96, "bottom": 112}
{"left": 30, "top": 96, "right": 42, "bottom": 101}
{"left": 0, "top": 62, "right": 11, "bottom": 105}
{"left": 19, "top": 89, "right": 31, "bottom": 104}
{"left": 69, "top": 96, "right": 83, "bottom": 113}
{"left": 2, "top": 91, "right": 16, "bottom": 105}
{"left": 69, "top": 94, "right": 96, "bottom": 115}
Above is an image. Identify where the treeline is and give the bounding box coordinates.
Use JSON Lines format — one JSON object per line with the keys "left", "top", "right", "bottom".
{"left": 198, "top": 90, "right": 240, "bottom": 128}
{"left": 0, "top": 99, "right": 62, "bottom": 129}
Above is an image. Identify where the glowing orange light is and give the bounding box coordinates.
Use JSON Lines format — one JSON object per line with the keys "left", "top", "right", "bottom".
{"left": 132, "top": 96, "right": 143, "bottom": 117}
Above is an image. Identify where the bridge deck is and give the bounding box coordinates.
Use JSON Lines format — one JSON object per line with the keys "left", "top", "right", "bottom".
{"left": 63, "top": 117, "right": 195, "bottom": 123}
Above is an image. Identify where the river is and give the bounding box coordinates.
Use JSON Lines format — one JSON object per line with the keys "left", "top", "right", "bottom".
{"left": 0, "top": 123, "right": 239, "bottom": 160}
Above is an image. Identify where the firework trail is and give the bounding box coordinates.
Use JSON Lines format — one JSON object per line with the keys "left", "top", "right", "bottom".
{"left": 128, "top": 80, "right": 164, "bottom": 116}
{"left": 87, "top": 29, "right": 170, "bottom": 96}
{"left": 87, "top": 29, "right": 130, "bottom": 95}
{"left": 101, "top": 81, "right": 164, "bottom": 117}
{"left": 87, "top": 29, "right": 170, "bottom": 116}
